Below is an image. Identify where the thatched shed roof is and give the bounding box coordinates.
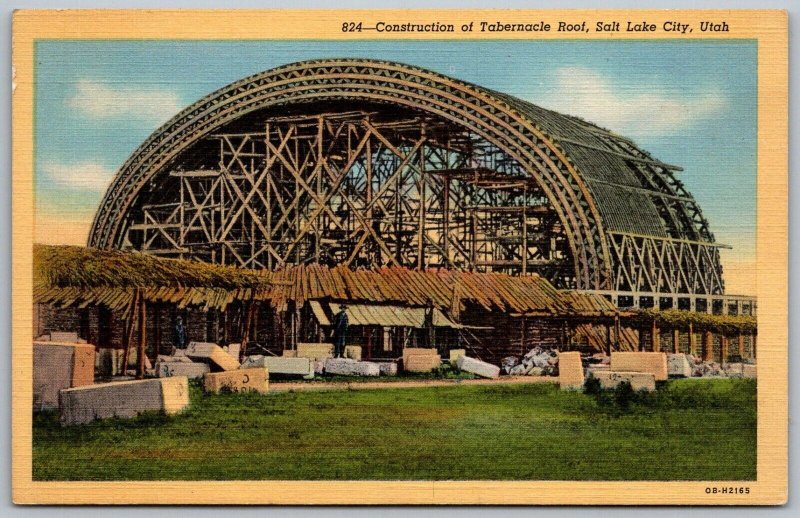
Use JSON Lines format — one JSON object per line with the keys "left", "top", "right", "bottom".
{"left": 33, "top": 244, "right": 621, "bottom": 319}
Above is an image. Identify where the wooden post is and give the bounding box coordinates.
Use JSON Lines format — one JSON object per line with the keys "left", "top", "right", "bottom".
{"left": 721, "top": 335, "right": 729, "bottom": 364}
{"left": 121, "top": 289, "right": 139, "bottom": 376}
{"left": 672, "top": 328, "right": 680, "bottom": 354}
{"left": 702, "top": 331, "right": 713, "bottom": 362}
{"left": 613, "top": 315, "right": 620, "bottom": 351}
{"left": 136, "top": 296, "right": 147, "bottom": 379}
{"left": 688, "top": 322, "right": 696, "bottom": 356}
{"left": 752, "top": 333, "right": 757, "bottom": 359}
{"left": 738, "top": 333, "right": 745, "bottom": 359}
{"left": 240, "top": 301, "right": 255, "bottom": 361}
{"left": 605, "top": 322, "right": 612, "bottom": 356}
{"left": 154, "top": 304, "right": 162, "bottom": 360}
{"left": 651, "top": 319, "right": 660, "bottom": 352}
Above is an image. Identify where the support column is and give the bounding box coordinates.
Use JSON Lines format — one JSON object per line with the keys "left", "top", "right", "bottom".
{"left": 688, "top": 322, "right": 697, "bottom": 356}
{"left": 605, "top": 322, "right": 612, "bottom": 356}
{"left": 136, "top": 297, "right": 147, "bottom": 379}
{"left": 702, "top": 331, "right": 713, "bottom": 362}
{"left": 672, "top": 328, "right": 680, "bottom": 354}
{"left": 721, "top": 335, "right": 729, "bottom": 364}
{"left": 651, "top": 319, "right": 660, "bottom": 352}
{"left": 738, "top": 333, "right": 745, "bottom": 359}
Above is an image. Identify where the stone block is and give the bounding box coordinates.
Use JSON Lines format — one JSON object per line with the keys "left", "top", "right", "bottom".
{"left": 33, "top": 341, "right": 96, "bottom": 411}
{"left": 667, "top": 353, "right": 693, "bottom": 378}
{"left": 156, "top": 361, "right": 210, "bottom": 379}
{"left": 456, "top": 355, "right": 500, "bottom": 379}
{"left": 282, "top": 349, "right": 298, "bottom": 358}
{"left": 324, "top": 358, "right": 381, "bottom": 376}
{"left": 449, "top": 349, "right": 466, "bottom": 364}
{"left": 203, "top": 367, "right": 269, "bottom": 394}
{"left": 313, "top": 360, "right": 326, "bottom": 375}
{"left": 59, "top": 377, "right": 189, "bottom": 426}
{"left": 96, "top": 348, "right": 125, "bottom": 376}
{"left": 742, "top": 364, "right": 757, "bottom": 379}
{"left": 224, "top": 343, "right": 241, "bottom": 361}
{"left": 610, "top": 352, "right": 668, "bottom": 381}
{"left": 296, "top": 343, "right": 334, "bottom": 361}
{"left": 185, "top": 341, "right": 240, "bottom": 371}
{"left": 402, "top": 347, "right": 438, "bottom": 365}
{"left": 156, "top": 353, "right": 194, "bottom": 363}
{"left": 375, "top": 361, "right": 398, "bottom": 376}
{"left": 242, "top": 356, "right": 313, "bottom": 377}
{"left": 49, "top": 331, "right": 80, "bottom": 342}
{"left": 344, "top": 345, "right": 362, "bottom": 361}
{"left": 403, "top": 353, "right": 441, "bottom": 373}
{"left": 591, "top": 370, "right": 656, "bottom": 392}
{"left": 558, "top": 351, "right": 584, "bottom": 390}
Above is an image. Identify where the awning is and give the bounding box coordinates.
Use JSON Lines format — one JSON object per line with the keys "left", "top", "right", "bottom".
{"left": 326, "top": 302, "right": 466, "bottom": 329}
{"left": 309, "top": 300, "right": 330, "bottom": 326}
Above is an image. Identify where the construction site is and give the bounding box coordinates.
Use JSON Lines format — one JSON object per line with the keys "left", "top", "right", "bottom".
{"left": 32, "top": 60, "right": 757, "bottom": 446}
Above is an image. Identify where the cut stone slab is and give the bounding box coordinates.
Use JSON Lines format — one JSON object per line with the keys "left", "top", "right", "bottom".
{"left": 96, "top": 348, "right": 125, "bottom": 377}
{"left": 610, "top": 352, "right": 668, "bottom": 381}
{"left": 558, "top": 351, "right": 584, "bottom": 390}
{"left": 155, "top": 361, "right": 210, "bottom": 379}
{"left": 667, "top": 353, "right": 693, "bottom": 378}
{"left": 449, "top": 349, "right": 466, "bottom": 364}
{"left": 344, "top": 345, "right": 362, "bottom": 361}
{"left": 242, "top": 356, "right": 313, "bottom": 377}
{"left": 282, "top": 349, "right": 298, "bottom": 358}
{"left": 203, "top": 367, "right": 269, "bottom": 394}
{"left": 296, "top": 343, "right": 334, "bottom": 361}
{"left": 185, "top": 342, "right": 240, "bottom": 371}
{"left": 742, "top": 364, "right": 757, "bottom": 379}
{"left": 402, "top": 347, "right": 438, "bottom": 365}
{"left": 403, "top": 353, "right": 441, "bottom": 373}
{"left": 59, "top": 377, "right": 189, "bottom": 426}
{"left": 591, "top": 370, "right": 656, "bottom": 392}
{"left": 224, "top": 343, "right": 241, "bottom": 361}
{"left": 324, "top": 358, "right": 380, "bottom": 376}
{"left": 374, "top": 361, "right": 398, "bottom": 376}
{"left": 456, "top": 356, "right": 500, "bottom": 379}
{"left": 34, "top": 341, "right": 96, "bottom": 411}
{"left": 156, "top": 353, "right": 194, "bottom": 363}
{"left": 50, "top": 331, "right": 80, "bottom": 342}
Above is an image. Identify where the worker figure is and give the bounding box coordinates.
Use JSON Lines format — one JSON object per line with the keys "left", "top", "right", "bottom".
{"left": 423, "top": 298, "right": 435, "bottom": 348}
{"left": 174, "top": 316, "right": 188, "bottom": 349}
{"left": 332, "top": 304, "right": 349, "bottom": 358}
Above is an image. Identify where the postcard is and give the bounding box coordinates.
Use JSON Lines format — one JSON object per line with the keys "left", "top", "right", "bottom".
{"left": 11, "top": 9, "right": 787, "bottom": 505}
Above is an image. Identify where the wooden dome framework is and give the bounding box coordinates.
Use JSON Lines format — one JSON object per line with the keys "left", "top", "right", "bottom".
{"left": 88, "top": 59, "right": 728, "bottom": 304}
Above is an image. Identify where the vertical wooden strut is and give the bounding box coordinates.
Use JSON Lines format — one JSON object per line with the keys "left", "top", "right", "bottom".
{"left": 672, "top": 328, "right": 680, "bottom": 354}
{"left": 651, "top": 318, "right": 660, "bottom": 352}
{"left": 121, "top": 289, "right": 140, "bottom": 376}
{"left": 688, "top": 322, "right": 696, "bottom": 356}
{"left": 136, "top": 294, "right": 147, "bottom": 379}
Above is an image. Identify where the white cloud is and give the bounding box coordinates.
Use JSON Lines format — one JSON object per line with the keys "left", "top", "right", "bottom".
{"left": 536, "top": 67, "right": 728, "bottom": 137}
{"left": 41, "top": 160, "right": 115, "bottom": 192}
{"left": 67, "top": 80, "right": 182, "bottom": 123}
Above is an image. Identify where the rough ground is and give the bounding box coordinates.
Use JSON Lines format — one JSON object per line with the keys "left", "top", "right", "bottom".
{"left": 32, "top": 378, "right": 756, "bottom": 481}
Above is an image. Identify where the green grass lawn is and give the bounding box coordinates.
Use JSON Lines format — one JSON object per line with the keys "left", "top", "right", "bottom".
{"left": 32, "top": 378, "right": 756, "bottom": 481}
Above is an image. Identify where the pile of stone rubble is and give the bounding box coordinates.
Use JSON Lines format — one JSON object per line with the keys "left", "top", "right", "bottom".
{"left": 502, "top": 347, "right": 559, "bottom": 376}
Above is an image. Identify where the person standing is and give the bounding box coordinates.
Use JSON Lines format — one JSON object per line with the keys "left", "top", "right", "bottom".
{"left": 174, "top": 316, "right": 188, "bottom": 350}
{"left": 423, "top": 298, "right": 435, "bottom": 348}
{"left": 331, "top": 305, "right": 349, "bottom": 358}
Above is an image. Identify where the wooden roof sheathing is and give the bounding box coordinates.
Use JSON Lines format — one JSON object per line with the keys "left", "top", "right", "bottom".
{"left": 34, "top": 244, "right": 617, "bottom": 318}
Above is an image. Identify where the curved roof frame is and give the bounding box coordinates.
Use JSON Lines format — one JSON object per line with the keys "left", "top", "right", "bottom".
{"left": 87, "top": 59, "right": 707, "bottom": 291}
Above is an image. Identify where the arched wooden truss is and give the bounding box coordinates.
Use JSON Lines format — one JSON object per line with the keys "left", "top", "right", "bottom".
{"left": 88, "top": 59, "right": 725, "bottom": 299}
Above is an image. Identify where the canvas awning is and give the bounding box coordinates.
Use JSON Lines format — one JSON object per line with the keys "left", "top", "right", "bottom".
{"left": 309, "top": 300, "right": 331, "bottom": 326}
{"left": 326, "top": 302, "right": 465, "bottom": 329}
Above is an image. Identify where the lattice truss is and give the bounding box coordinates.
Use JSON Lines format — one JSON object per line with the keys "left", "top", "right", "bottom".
{"left": 123, "top": 111, "right": 573, "bottom": 283}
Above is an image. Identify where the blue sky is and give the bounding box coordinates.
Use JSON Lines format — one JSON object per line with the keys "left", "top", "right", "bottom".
{"left": 34, "top": 39, "right": 757, "bottom": 292}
